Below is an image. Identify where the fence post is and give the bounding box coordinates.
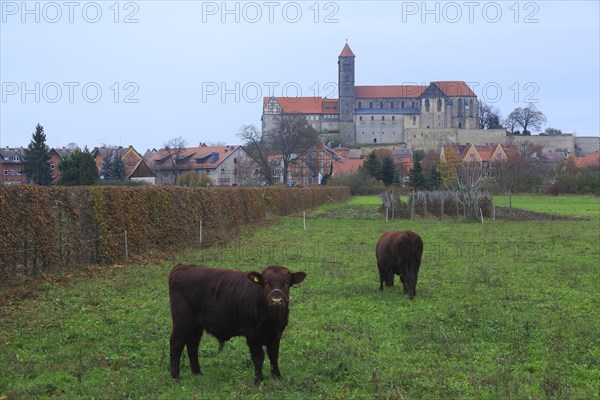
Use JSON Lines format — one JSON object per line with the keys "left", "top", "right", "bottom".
{"left": 479, "top": 208, "right": 484, "bottom": 223}
{"left": 410, "top": 190, "right": 415, "bottom": 220}
{"left": 199, "top": 220, "right": 203, "bottom": 244}
{"left": 386, "top": 207, "right": 389, "bottom": 222}
{"left": 124, "top": 230, "right": 128, "bottom": 261}
{"left": 303, "top": 211, "right": 306, "bottom": 230}
{"left": 441, "top": 196, "right": 444, "bottom": 220}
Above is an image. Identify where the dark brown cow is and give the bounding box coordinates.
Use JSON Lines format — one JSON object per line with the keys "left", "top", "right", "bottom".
{"left": 375, "top": 230, "right": 423, "bottom": 299}
{"left": 168, "top": 264, "right": 306, "bottom": 384}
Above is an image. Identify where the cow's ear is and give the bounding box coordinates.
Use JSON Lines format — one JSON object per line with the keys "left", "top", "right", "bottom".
{"left": 248, "top": 272, "right": 263, "bottom": 285}
{"left": 291, "top": 272, "right": 306, "bottom": 285}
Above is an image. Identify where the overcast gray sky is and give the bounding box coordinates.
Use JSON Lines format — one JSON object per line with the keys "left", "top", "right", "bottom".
{"left": 1, "top": 0, "right": 599, "bottom": 152}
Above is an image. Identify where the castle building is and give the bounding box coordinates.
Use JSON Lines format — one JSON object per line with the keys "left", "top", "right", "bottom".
{"left": 262, "top": 43, "right": 480, "bottom": 146}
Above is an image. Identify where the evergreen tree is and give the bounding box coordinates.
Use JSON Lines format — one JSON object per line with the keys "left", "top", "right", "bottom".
{"left": 380, "top": 155, "right": 396, "bottom": 186}
{"left": 101, "top": 151, "right": 126, "bottom": 181}
{"left": 424, "top": 166, "right": 440, "bottom": 190}
{"left": 409, "top": 150, "right": 425, "bottom": 189}
{"left": 361, "top": 151, "right": 380, "bottom": 179}
{"left": 59, "top": 147, "right": 98, "bottom": 185}
{"left": 22, "top": 124, "right": 52, "bottom": 185}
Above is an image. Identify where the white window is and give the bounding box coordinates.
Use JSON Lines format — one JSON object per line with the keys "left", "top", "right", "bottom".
{"left": 12, "top": 154, "right": 20, "bottom": 161}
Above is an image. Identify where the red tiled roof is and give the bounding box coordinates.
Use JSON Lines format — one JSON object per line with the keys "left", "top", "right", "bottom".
{"left": 333, "top": 158, "right": 363, "bottom": 174}
{"left": 573, "top": 153, "right": 600, "bottom": 168}
{"left": 148, "top": 145, "right": 240, "bottom": 171}
{"left": 474, "top": 145, "right": 492, "bottom": 161}
{"left": 431, "top": 81, "right": 476, "bottom": 97}
{"left": 339, "top": 43, "right": 355, "bottom": 57}
{"left": 264, "top": 97, "right": 323, "bottom": 114}
{"left": 355, "top": 85, "right": 427, "bottom": 99}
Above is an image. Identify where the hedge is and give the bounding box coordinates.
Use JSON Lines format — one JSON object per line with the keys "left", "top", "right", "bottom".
{"left": 0, "top": 185, "right": 350, "bottom": 284}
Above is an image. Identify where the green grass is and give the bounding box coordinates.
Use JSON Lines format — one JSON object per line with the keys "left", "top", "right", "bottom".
{"left": 493, "top": 194, "right": 600, "bottom": 219}
{"left": 1, "top": 196, "right": 599, "bottom": 399}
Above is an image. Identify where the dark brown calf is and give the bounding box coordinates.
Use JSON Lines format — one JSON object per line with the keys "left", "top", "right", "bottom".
{"left": 375, "top": 230, "right": 423, "bottom": 299}
{"left": 168, "top": 264, "right": 306, "bottom": 384}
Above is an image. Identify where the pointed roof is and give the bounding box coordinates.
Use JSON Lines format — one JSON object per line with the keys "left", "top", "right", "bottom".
{"left": 339, "top": 43, "right": 355, "bottom": 57}
{"left": 431, "top": 81, "right": 476, "bottom": 97}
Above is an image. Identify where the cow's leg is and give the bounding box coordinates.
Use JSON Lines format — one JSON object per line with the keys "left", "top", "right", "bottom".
{"left": 400, "top": 276, "right": 407, "bottom": 294}
{"left": 169, "top": 327, "right": 187, "bottom": 381}
{"left": 386, "top": 270, "right": 395, "bottom": 287}
{"left": 266, "top": 336, "right": 282, "bottom": 378}
{"left": 246, "top": 338, "right": 265, "bottom": 384}
{"left": 377, "top": 265, "right": 386, "bottom": 291}
{"left": 186, "top": 330, "right": 203, "bottom": 375}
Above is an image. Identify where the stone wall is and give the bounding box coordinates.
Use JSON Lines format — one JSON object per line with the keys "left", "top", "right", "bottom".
{"left": 574, "top": 136, "right": 600, "bottom": 155}
{"left": 509, "top": 134, "right": 575, "bottom": 153}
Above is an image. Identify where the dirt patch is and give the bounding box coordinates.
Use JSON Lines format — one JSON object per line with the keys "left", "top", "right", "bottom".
{"left": 493, "top": 206, "right": 581, "bottom": 221}
{"left": 310, "top": 205, "right": 382, "bottom": 220}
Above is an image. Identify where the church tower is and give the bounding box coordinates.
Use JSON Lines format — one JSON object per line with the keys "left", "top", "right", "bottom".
{"left": 338, "top": 43, "right": 355, "bottom": 122}
{"left": 338, "top": 43, "right": 356, "bottom": 143}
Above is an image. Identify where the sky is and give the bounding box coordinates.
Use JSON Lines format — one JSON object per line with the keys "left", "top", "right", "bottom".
{"left": 1, "top": 0, "right": 599, "bottom": 153}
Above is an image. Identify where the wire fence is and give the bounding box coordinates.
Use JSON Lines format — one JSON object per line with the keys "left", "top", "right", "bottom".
{"left": 381, "top": 190, "right": 494, "bottom": 221}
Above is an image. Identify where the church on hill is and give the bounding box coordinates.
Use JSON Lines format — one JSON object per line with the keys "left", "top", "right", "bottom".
{"left": 262, "top": 43, "right": 482, "bottom": 148}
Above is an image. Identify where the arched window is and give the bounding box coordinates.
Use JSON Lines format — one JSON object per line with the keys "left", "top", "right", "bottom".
{"left": 437, "top": 99, "right": 442, "bottom": 112}
{"left": 390, "top": 102, "right": 394, "bottom": 109}
{"left": 425, "top": 99, "right": 430, "bottom": 112}
{"left": 457, "top": 98, "right": 463, "bottom": 117}
{"left": 358, "top": 101, "right": 362, "bottom": 109}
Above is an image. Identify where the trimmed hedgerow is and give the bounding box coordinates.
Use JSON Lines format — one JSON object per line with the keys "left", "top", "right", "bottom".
{"left": 0, "top": 185, "right": 350, "bottom": 283}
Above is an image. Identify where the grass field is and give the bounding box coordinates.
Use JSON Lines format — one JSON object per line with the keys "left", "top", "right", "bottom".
{"left": 493, "top": 194, "right": 600, "bottom": 219}
{"left": 1, "top": 195, "right": 599, "bottom": 399}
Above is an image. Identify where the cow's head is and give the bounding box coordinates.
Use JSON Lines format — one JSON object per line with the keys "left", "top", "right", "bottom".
{"left": 248, "top": 266, "right": 306, "bottom": 313}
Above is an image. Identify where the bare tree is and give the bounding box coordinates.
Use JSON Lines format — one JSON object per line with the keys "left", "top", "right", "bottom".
{"left": 478, "top": 102, "right": 503, "bottom": 129}
{"left": 164, "top": 136, "right": 187, "bottom": 185}
{"left": 265, "top": 115, "right": 321, "bottom": 185}
{"left": 509, "top": 104, "right": 547, "bottom": 135}
{"left": 438, "top": 147, "right": 493, "bottom": 218}
{"left": 235, "top": 156, "right": 261, "bottom": 186}
{"left": 491, "top": 141, "right": 548, "bottom": 192}
{"left": 504, "top": 110, "right": 520, "bottom": 134}
{"left": 237, "top": 125, "right": 274, "bottom": 185}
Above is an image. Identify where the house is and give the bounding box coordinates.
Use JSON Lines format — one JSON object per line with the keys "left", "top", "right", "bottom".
{"left": 572, "top": 152, "right": 600, "bottom": 169}
{"left": 440, "top": 143, "right": 521, "bottom": 176}
{"left": 145, "top": 144, "right": 255, "bottom": 186}
{"left": 93, "top": 145, "right": 156, "bottom": 184}
{"left": 49, "top": 147, "right": 77, "bottom": 183}
{"left": 282, "top": 145, "right": 364, "bottom": 186}
{"left": 393, "top": 148, "right": 414, "bottom": 179}
{"left": 0, "top": 147, "right": 26, "bottom": 184}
